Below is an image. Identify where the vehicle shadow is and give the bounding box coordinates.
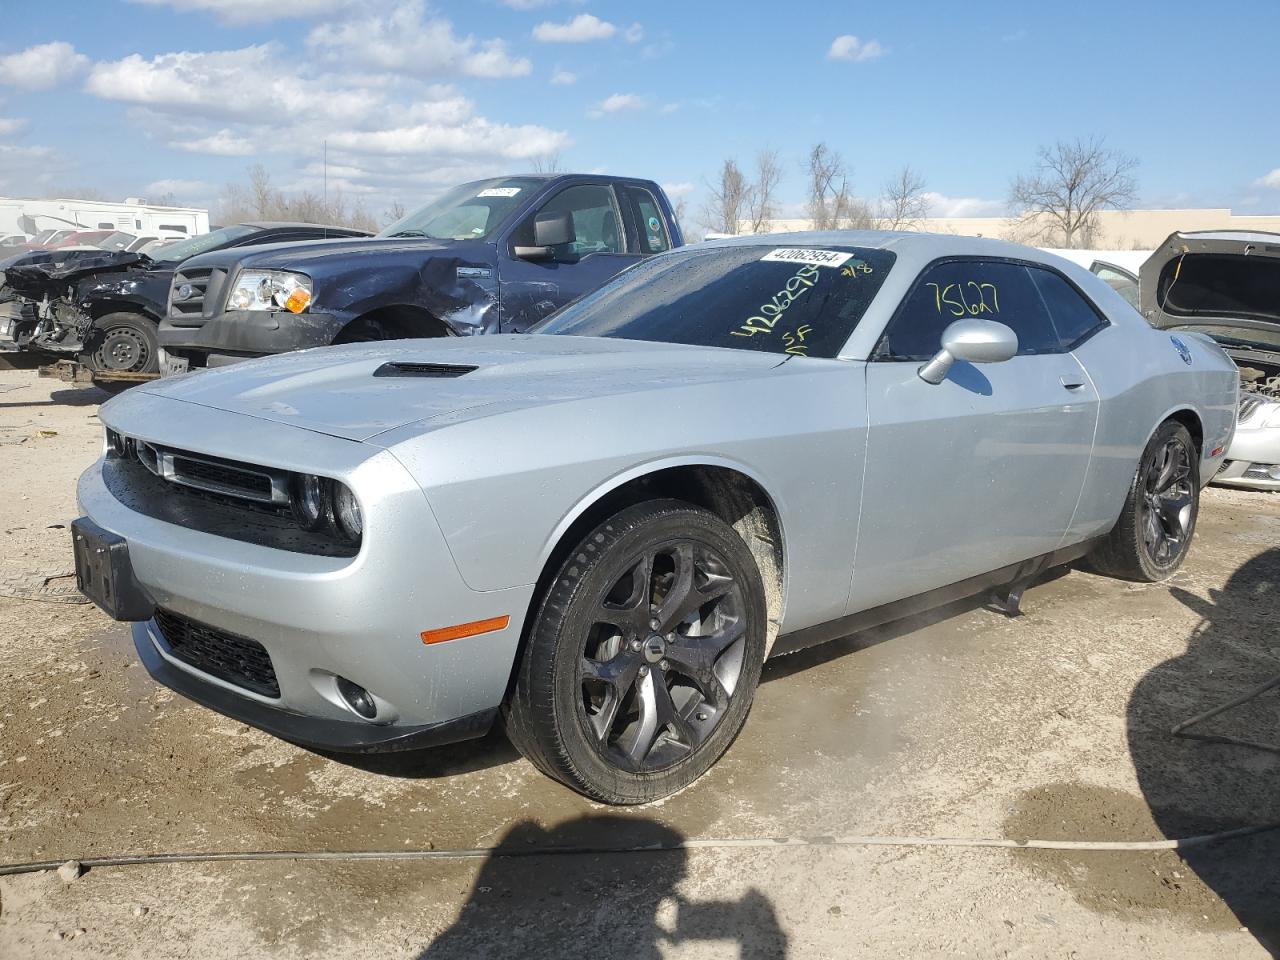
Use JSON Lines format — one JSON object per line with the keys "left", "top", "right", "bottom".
{"left": 0, "top": 386, "right": 108, "bottom": 408}
{"left": 1128, "top": 547, "right": 1280, "bottom": 954}
{"left": 415, "top": 814, "right": 789, "bottom": 959}
{"left": 310, "top": 727, "right": 521, "bottom": 779}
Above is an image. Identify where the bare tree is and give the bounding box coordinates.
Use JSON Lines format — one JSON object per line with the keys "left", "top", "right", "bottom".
{"left": 44, "top": 186, "right": 107, "bottom": 201}
{"left": 877, "top": 166, "right": 928, "bottom": 231}
{"left": 248, "top": 164, "right": 275, "bottom": 218}
{"left": 699, "top": 158, "right": 751, "bottom": 235}
{"left": 1008, "top": 136, "right": 1138, "bottom": 248}
{"left": 671, "top": 195, "right": 690, "bottom": 238}
{"left": 215, "top": 165, "right": 378, "bottom": 231}
{"left": 746, "top": 149, "right": 782, "bottom": 233}
{"left": 150, "top": 191, "right": 179, "bottom": 208}
{"left": 805, "top": 143, "right": 874, "bottom": 230}
{"left": 384, "top": 199, "right": 407, "bottom": 226}
{"left": 532, "top": 152, "right": 564, "bottom": 174}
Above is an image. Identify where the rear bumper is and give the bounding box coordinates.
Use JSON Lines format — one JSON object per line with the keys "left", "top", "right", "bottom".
{"left": 158, "top": 309, "right": 345, "bottom": 364}
{"left": 133, "top": 620, "right": 497, "bottom": 753}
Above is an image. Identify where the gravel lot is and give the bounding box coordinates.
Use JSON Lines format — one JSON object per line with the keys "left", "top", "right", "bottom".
{"left": 0, "top": 361, "right": 1277, "bottom": 959}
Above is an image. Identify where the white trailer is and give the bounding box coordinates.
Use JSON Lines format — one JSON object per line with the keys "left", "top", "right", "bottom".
{"left": 0, "top": 196, "right": 209, "bottom": 240}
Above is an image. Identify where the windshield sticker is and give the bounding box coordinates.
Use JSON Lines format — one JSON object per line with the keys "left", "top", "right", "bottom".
{"left": 477, "top": 187, "right": 522, "bottom": 198}
{"left": 647, "top": 216, "right": 661, "bottom": 233}
{"left": 762, "top": 248, "right": 853, "bottom": 268}
{"left": 732, "top": 263, "right": 822, "bottom": 338}
{"left": 927, "top": 281, "right": 1000, "bottom": 317}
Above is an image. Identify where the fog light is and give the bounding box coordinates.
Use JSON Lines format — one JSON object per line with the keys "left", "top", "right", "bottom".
{"left": 336, "top": 677, "right": 377, "bottom": 719}
{"left": 333, "top": 483, "right": 362, "bottom": 541}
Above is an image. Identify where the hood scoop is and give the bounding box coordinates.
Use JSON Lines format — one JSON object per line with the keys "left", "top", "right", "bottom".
{"left": 372, "top": 361, "right": 477, "bottom": 379}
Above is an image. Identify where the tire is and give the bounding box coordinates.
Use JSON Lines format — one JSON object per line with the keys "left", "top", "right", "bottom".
{"left": 80, "top": 312, "right": 159, "bottom": 377}
{"left": 504, "top": 499, "right": 768, "bottom": 804}
{"left": 1091, "top": 420, "right": 1200, "bottom": 582}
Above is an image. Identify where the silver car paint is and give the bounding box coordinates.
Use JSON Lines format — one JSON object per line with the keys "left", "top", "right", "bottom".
{"left": 84, "top": 232, "right": 1239, "bottom": 736}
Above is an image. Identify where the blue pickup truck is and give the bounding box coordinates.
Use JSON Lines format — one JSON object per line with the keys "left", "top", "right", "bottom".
{"left": 158, "top": 174, "right": 683, "bottom": 374}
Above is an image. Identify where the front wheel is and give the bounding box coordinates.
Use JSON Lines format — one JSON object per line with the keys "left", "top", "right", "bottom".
{"left": 80, "top": 312, "right": 159, "bottom": 378}
{"left": 504, "top": 500, "right": 768, "bottom": 804}
{"left": 1091, "top": 420, "right": 1200, "bottom": 581}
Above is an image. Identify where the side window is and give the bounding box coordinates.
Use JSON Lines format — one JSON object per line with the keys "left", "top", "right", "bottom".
{"left": 877, "top": 260, "right": 1059, "bottom": 360}
{"left": 97, "top": 222, "right": 114, "bottom": 229}
{"left": 511, "top": 185, "right": 623, "bottom": 256}
{"left": 621, "top": 186, "right": 671, "bottom": 254}
{"left": 159, "top": 224, "right": 188, "bottom": 234}
{"left": 1028, "top": 267, "right": 1112, "bottom": 347}
{"left": 1090, "top": 264, "right": 1139, "bottom": 309}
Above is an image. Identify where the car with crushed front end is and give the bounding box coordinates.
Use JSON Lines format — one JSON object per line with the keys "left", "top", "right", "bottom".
{"left": 74, "top": 232, "right": 1238, "bottom": 804}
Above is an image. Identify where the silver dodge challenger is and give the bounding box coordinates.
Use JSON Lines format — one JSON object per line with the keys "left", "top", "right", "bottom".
{"left": 73, "top": 232, "right": 1238, "bottom": 803}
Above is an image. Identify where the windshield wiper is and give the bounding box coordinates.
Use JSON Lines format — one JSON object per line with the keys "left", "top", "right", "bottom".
{"left": 386, "top": 230, "right": 428, "bottom": 238}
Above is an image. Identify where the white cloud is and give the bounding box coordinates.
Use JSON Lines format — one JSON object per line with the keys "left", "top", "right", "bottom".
{"left": 661, "top": 182, "right": 694, "bottom": 198}
{"left": 326, "top": 117, "right": 567, "bottom": 159}
{"left": 307, "top": 2, "right": 531, "bottom": 79}
{"left": 0, "top": 117, "right": 27, "bottom": 135}
{"left": 0, "top": 42, "right": 90, "bottom": 90}
{"left": 589, "top": 92, "right": 644, "bottom": 117}
{"left": 624, "top": 23, "right": 644, "bottom": 43}
{"left": 659, "top": 102, "right": 680, "bottom": 114}
{"left": 921, "top": 192, "right": 1007, "bottom": 218}
{"left": 550, "top": 69, "right": 577, "bottom": 85}
{"left": 128, "top": 0, "right": 349, "bottom": 24}
{"left": 1254, "top": 169, "right": 1280, "bottom": 189}
{"left": 827, "top": 35, "right": 884, "bottom": 63}
{"left": 144, "top": 177, "right": 212, "bottom": 197}
{"left": 173, "top": 129, "right": 255, "bottom": 156}
{"left": 533, "top": 13, "right": 616, "bottom": 42}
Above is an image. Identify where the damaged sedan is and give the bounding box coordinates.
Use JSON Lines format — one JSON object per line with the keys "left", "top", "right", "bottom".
{"left": 157, "top": 174, "right": 682, "bottom": 374}
{"left": 75, "top": 233, "right": 1236, "bottom": 803}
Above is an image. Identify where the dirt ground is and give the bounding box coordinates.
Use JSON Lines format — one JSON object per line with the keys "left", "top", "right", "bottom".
{"left": 0, "top": 360, "right": 1277, "bottom": 959}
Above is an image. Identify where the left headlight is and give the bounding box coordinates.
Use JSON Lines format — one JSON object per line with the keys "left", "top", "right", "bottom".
{"left": 227, "top": 269, "right": 313, "bottom": 313}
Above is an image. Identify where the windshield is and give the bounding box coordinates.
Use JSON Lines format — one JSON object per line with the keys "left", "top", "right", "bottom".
{"left": 98, "top": 231, "right": 136, "bottom": 251}
{"left": 151, "top": 224, "right": 260, "bottom": 264}
{"left": 534, "top": 244, "right": 897, "bottom": 357}
{"left": 378, "top": 177, "right": 543, "bottom": 241}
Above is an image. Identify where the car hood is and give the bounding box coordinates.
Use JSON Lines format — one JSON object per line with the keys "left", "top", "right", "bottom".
{"left": 178, "top": 236, "right": 489, "bottom": 277}
{"left": 130, "top": 335, "right": 787, "bottom": 442}
{"left": 1140, "top": 231, "right": 1280, "bottom": 359}
{"left": 2, "top": 249, "right": 150, "bottom": 298}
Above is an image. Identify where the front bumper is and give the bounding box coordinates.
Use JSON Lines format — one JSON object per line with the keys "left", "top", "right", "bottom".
{"left": 78, "top": 399, "right": 534, "bottom": 747}
{"left": 158, "top": 309, "right": 345, "bottom": 365}
{"left": 1213, "top": 401, "right": 1280, "bottom": 491}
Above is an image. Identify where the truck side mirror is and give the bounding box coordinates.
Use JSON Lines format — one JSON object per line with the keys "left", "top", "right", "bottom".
{"left": 514, "top": 211, "right": 576, "bottom": 260}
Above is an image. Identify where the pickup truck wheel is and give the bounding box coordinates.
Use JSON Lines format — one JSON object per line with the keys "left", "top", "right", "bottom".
{"left": 80, "top": 312, "right": 159, "bottom": 377}
{"left": 1091, "top": 420, "right": 1200, "bottom": 582}
{"left": 505, "top": 499, "right": 767, "bottom": 804}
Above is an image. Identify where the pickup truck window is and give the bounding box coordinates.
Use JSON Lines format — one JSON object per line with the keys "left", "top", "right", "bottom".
{"left": 380, "top": 177, "right": 543, "bottom": 241}
{"left": 511, "top": 184, "right": 624, "bottom": 256}
{"left": 535, "top": 244, "right": 896, "bottom": 357}
{"left": 621, "top": 185, "right": 671, "bottom": 254}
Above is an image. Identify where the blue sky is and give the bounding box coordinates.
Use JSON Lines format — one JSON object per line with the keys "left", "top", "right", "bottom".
{"left": 1, "top": 0, "right": 1278, "bottom": 226}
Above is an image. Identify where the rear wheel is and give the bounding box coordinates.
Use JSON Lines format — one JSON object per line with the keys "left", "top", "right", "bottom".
{"left": 504, "top": 500, "right": 767, "bottom": 804}
{"left": 1091, "top": 420, "right": 1199, "bottom": 581}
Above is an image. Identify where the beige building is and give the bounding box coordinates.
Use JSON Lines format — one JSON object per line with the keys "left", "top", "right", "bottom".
{"left": 744, "top": 208, "right": 1280, "bottom": 250}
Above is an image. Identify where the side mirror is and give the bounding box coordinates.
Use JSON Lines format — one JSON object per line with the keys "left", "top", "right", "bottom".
{"left": 918, "top": 318, "right": 1018, "bottom": 385}
{"left": 513, "top": 211, "right": 576, "bottom": 260}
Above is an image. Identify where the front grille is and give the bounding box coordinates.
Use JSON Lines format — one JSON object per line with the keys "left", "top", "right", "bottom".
{"left": 168, "top": 452, "right": 280, "bottom": 504}
{"left": 154, "top": 609, "right": 280, "bottom": 698}
{"left": 169, "top": 267, "right": 210, "bottom": 319}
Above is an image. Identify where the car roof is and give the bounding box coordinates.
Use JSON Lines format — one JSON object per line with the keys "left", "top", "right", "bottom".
{"left": 692, "top": 229, "right": 1074, "bottom": 263}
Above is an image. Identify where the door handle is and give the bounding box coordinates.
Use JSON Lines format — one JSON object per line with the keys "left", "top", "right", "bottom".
{"left": 1060, "top": 376, "right": 1085, "bottom": 390}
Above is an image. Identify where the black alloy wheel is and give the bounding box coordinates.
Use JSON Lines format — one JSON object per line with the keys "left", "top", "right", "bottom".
{"left": 1091, "top": 419, "right": 1200, "bottom": 581}
{"left": 1140, "top": 434, "right": 1195, "bottom": 567}
{"left": 505, "top": 499, "right": 768, "bottom": 804}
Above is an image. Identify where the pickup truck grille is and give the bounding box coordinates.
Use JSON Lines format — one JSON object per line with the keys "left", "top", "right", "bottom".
{"left": 169, "top": 267, "right": 227, "bottom": 322}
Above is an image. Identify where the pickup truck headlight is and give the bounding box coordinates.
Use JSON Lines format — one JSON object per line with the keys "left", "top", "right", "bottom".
{"left": 227, "top": 270, "right": 313, "bottom": 313}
